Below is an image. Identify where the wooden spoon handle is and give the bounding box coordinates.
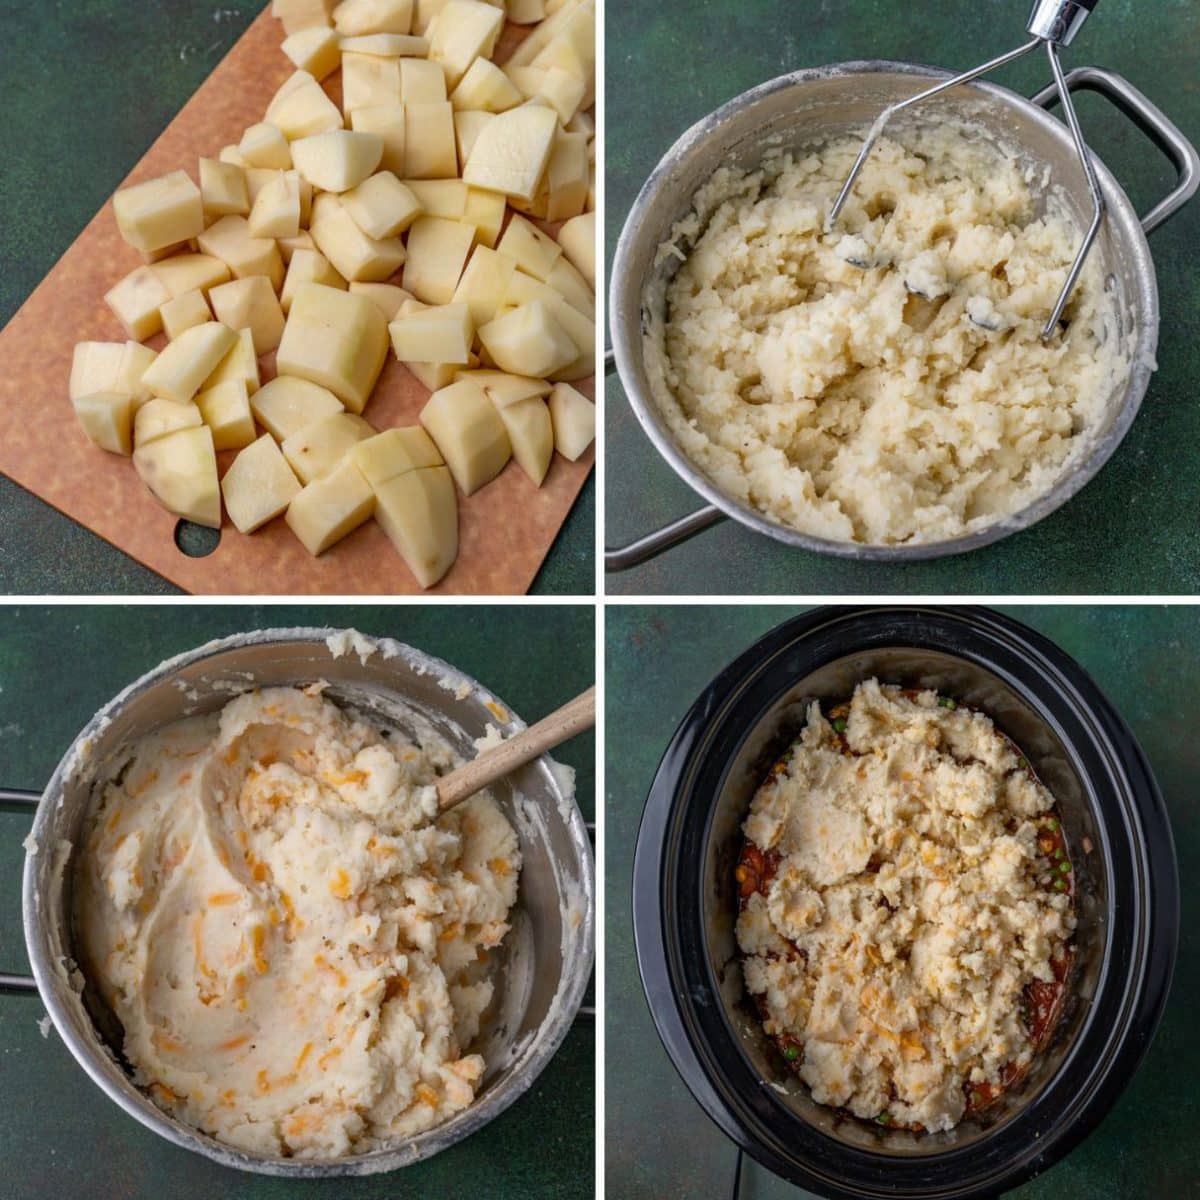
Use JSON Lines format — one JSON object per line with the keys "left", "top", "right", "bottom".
{"left": 435, "top": 685, "right": 596, "bottom": 813}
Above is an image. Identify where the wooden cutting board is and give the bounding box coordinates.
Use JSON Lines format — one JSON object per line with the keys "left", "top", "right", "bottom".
{"left": 0, "top": 6, "right": 594, "bottom": 596}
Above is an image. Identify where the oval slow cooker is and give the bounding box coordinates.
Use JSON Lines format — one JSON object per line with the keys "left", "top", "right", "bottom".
{"left": 632, "top": 606, "right": 1177, "bottom": 1199}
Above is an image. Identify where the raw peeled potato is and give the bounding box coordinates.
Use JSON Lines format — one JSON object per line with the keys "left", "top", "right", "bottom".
{"left": 70, "top": 0, "right": 594, "bottom": 586}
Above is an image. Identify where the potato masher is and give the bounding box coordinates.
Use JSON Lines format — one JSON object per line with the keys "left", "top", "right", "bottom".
{"left": 826, "top": 0, "right": 1106, "bottom": 341}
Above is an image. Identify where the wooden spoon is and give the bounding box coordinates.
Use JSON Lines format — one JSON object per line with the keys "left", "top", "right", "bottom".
{"left": 435, "top": 685, "right": 596, "bottom": 814}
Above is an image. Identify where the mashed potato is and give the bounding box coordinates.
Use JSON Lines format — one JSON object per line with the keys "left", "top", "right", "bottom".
{"left": 74, "top": 686, "right": 520, "bottom": 1158}
{"left": 736, "top": 680, "right": 1075, "bottom": 1132}
{"left": 649, "top": 124, "right": 1126, "bottom": 544}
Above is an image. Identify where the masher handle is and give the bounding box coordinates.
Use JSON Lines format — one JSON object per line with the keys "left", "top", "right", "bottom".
{"left": 1027, "top": 0, "right": 1099, "bottom": 46}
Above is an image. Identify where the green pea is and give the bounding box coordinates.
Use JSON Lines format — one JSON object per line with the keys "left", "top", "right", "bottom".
{"left": 832, "top": 717, "right": 847, "bottom": 733}
{"left": 783, "top": 1045, "right": 799, "bottom": 1062}
{"left": 938, "top": 697, "right": 957, "bottom": 710}
{"left": 876, "top": 1112, "right": 891, "bottom": 1126}
{"left": 1018, "top": 758, "right": 1029, "bottom": 770}
{"left": 1046, "top": 817, "right": 1060, "bottom": 831}
{"left": 1053, "top": 877, "right": 1068, "bottom": 892}
{"left": 1058, "top": 861, "right": 1071, "bottom": 875}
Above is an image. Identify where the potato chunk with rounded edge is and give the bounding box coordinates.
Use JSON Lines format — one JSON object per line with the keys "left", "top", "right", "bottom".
{"left": 160, "top": 289, "right": 212, "bottom": 341}
{"left": 74, "top": 393, "right": 134, "bottom": 456}
{"left": 334, "top": 0, "right": 414, "bottom": 35}
{"left": 197, "top": 217, "right": 284, "bottom": 291}
{"left": 286, "top": 458, "right": 376, "bottom": 554}
{"left": 221, "top": 434, "right": 301, "bottom": 533}
{"left": 478, "top": 300, "right": 576, "bottom": 378}
{"left": 150, "top": 253, "right": 231, "bottom": 299}
{"left": 292, "top": 131, "right": 384, "bottom": 193}
{"left": 276, "top": 283, "right": 389, "bottom": 413}
{"left": 419, "top": 378, "right": 511, "bottom": 495}
{"left": 349, "top": 282, "right": 414, "bottom": 320}
{"left": 141, "top": 322, "right": 237, "bottom": 404}
{"left": 374, "top": 464, "right": 457, "bottom": 587}
{"left": 247, "top": 171, "right": 301, "bottom": 239}
{"left": 282, "top": 411, "right": 376, "bottom": 484}
{"left": 310, "top": 194, "right": 408, "bottom": 283}
{"left": 281, "top": 249, "right": 348, "bottom": 314}
{"left": 497, "top": 213, "right": 561, "bottom": 281}
{"left": 341, "top": 173, "right": 422, "bottom": 239}
{"left": 113, "top": 170, "right": 204, "bottom": 255}
{"left": 463, "top": 104, "right": 557, "bottom": 202}
{"left": 281, "top": 26, "right": 341, "bottom": 80}
{"left": 104, "top": 266, "right": 171, "bottom": 340}
{"left": 427, "top": 0, "right": 503, "bottom": 88}
{"left": 200, "top": 157, "right": 250, "bottom": 218}
{"left": 196, "top": 380, "right": 257, "bottom": 451}
{"left": 251, "top": 376, "right": 344, "bottom": 440}
{"left": 548, "top": 381, "right": 594, "bottom": 460}
{"left": 71, "top": 341, "right": 157, "bottom": 408}
{"left": 497, "top": 395, "right": 552, "bottom": 486}
{"left": 350, "top": 425, "right": 442, "bottom": 485}
{"left": 350, "top": 105, "right": 407, "bottom": 176}
{"left": 203, "top": 327, "right": 260, "bottom": 396}
{"left": 266, "top": 71, "right": 344, "bottom": 139}
{"left": 209, "top": 277, "right": 286, "bottom": 355}
{"left": 403, "top": 216, "right": 474, "bottom": 304}
{"left": 134, "top": 425, "right": 221, "bottom": 528}
{"left": 134, "top": 398, "right": 204, "bottom": 446}
{"left": 239, "top": 123, "right": 293, "bottom": 170}
{"left": 389, "top": 302, "right": 473, "bottom": 364}
{"left": 556, "top": 210, "right": 594, "bottom": 287}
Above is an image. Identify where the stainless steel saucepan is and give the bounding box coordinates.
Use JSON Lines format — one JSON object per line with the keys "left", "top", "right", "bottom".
{"left": 2, "top": 629, "right": 595, "bottom": 1177}
{"left": 606, "top": 63, "right": 1198, "bottom": 570}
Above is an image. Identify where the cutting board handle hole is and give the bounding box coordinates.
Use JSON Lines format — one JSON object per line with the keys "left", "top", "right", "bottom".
{"left": 174, "top": 521, "right": 220, "bottom": 558}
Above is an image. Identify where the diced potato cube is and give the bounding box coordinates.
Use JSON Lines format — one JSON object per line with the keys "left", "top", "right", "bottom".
{"left": 506, "top": 0, "right": 545, "bottom": 22}
{"left": 404, "top": 102, "right": 458, "bottom": 178}
{"left": 266, "top": 70, "right": 344, "bottom": 139}
{"left": 150, "top": 252, "right": 232, "bottom": 299}
{"left": 404, "top": 178, "right": 466, "bottom": 219}
{"left": 400, "top": 58, "right": 448, "bottom": 103}
{"left": 555, "top": 210, "right": 594, "bottom": 287}
{"left": 350, "top": 425, "right": 442, "bottom": 484}
{"left": 247, "top": 171, "right": 301, "bottom": 239}
{"left": 419, "top": 378, "right": 510, "bottom": 494}
{"left": 428, "top": 0, "right": 503, "bottom": 88}
{"left": 199, "top": 158, "right": 250, "bottom": 217}
{"left": 219, "top": 143, "right": 249, "bottom": 168}
{"left": 134, "top": 425, "right": 221, "bottom": 528}
{"left": 413, "top": 0, "right": 449, "bottom": 34}
{"left": 349, "top": 281, "right": 414, "bottom": 320}
{"left": 277, "top": 231, "right": 316, "bottom": 263}
{"left": 340, "top": 33, "right": 429, "bottom": 55}
{"left": 281, "top": 248, "right": 348, "bottom": 313}
{"left": 452, "top": 245, "right": 516, "bottom": 326}
{"left": 113, "top": 170, "right": 205, "bottom": 255}
{"left": 497, "top": 395, "right": 552, "bottom": 485}
{"left": 281, "top": 25, "right": 341, "bottom": 79}
{"left": 310, "top": 194, "right": 407, "bottom": 283}
{"left": 196, "top": 380, "right": 257, "bottom": 450}
{"left": 341, "top": 172, "right": 422, "bottom": 238}
{"left": 450, "top": 57, "right": 522, "bottom": 112}
{"left": 282, "top": 411, "right": 376, "bottom": 483}
{"left": 74, "top": 392, "right": 135, "bottom": 456}
{"left": 292, "top": 130, "right": 384, "bottom": 193}
{"left": 544, "top": 127, "right": 589, "bottom": 221}
{"left": 350, "top": 104, "right": 407, "bottom": 175}
{"left": 403, "top": 216, "right": 474, "bottom": 303}
{"left": 221, "top": 434, "right": 301, "bottom": 533}
{"left": 251, "top": 376, "right": 344, "bottom": 439}
{"left": 135, "top": 397, "right": 204, "bottom": 446}
{"left": 374, "top": 464, "right": 457, "bottom": 587}
{"left": 286, "top": 458, "right": 376, "bottom": 554}
{"left": 243, "top": 166, "right": 281, "bottom": 207}
{"left": 478, "top": 300, "right": 576, "bottom": 378}
{"left": 209, "top": 276, "right": 286, "bottom": 355}
{"left": 547, "top": 380, "right": 594, "bottom": 459}
{"left": 104, "top": 266, "right": 171, "bottom": 340}
{"left": 507, "top": 64, "right": 585, "bottom": 125}
{"left": 272, "top": 0, "right": 336, "bottom": 34}
{"left": 454, "top": 110, "right": 495, "bottom": 171}
{"left": 197, "top": 216, "right": 285, "bottom": 291}
{"left": 334, "top": 0, "right": 414, "bottom": 35}
{"left": 276, "top": 283, "right": 388, "bottom": 412}
{"left": 405, "top": 359, "right": 460, "bottom": 390}
{"left": 463, "top": 187, "right": 506, "bottom": 248}
{"left": 160, "top": 289, "right": 213, "bottom": 340}
{"left": 389, "top": 302, "right": 473, "bottom": 364}
{"left": 546, "top": 255, "right": 593, "bottom": 317}
{"left": 458, "top": 367, "right": 551, "bottom": 406}
{"left": 70, "top": 341, "right": 159, "bottom": 413}
{"left": 342, "top": 52, "right": 402, "bottom": 114}
{"left": 203, "top": 327, "right": 260, "bottom": 396}
{"left": 239, "top": 122, "right": 293, "bottom": 170}
{"left": 463, "top": 103, "right": 557, "bottom": 201}
{"left": 141, "top": 322, "right": 238, "bottom": 403}
{"left": 499, "top": 270, "right": 593, "bottom": 377}
{"left": 497, "top": 213, "right": 561, "bottom": 280}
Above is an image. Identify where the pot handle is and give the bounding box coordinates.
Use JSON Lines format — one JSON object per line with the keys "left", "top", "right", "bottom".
{"left": 602, "top": 347, "right": 727, "bottom": 573}
{"left": 1031, "top": 66, "right": 1200, "bottom": 234}
{"left": 1, "top": 789, "right": 39, "bottom": 994}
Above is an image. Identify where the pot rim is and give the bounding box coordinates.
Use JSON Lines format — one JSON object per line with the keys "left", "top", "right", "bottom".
{"left": 21, "top": 627, "right": 595, "bottom": 1178}
{"left": 610, "top": 61, "right": 1160, "bottom": 562}
{"left": 632, "top": 606, "right": 1178, "bottom": 1198}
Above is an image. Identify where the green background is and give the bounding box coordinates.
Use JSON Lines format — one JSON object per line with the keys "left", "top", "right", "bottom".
{"left": 606, "top": 604, "right": 1199, "bottom": 1199}
{"left": 0, "top": 604, "right": 594, "bottom": 1199}
{"left": 0, "top": 0, "right": 593, "bottom": 596}
{"left": 605, "top": 0, "right": 1200, "bottom": 595}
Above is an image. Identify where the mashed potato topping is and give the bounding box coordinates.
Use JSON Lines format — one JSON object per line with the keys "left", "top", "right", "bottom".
{"left": 650, "top": 125, "right": 1126, "bottom": 544}
{"left": 75, "top": 686, "right": 520, "bottom": 1158}
{"left": 736, "top": 680, "right": 1075, "bottom": 1132}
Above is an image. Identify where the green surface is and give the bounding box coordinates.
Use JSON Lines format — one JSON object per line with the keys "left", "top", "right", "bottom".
{"left": 605, "top": 0, "right": 1200, "bottom": 595}
{"left": 0, "top": 1, "right": 593, "bottom": 596}
{"left": 0, "top": 605, "right": 594, "bottom": 1200}
{"left": 605, "top": 604, "right": 1200, "bottom": 1199}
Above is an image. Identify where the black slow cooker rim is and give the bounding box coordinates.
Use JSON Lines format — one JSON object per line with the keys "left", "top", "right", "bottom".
{"left": 632, "top": 606, "right": 1179, "bottom": 1200}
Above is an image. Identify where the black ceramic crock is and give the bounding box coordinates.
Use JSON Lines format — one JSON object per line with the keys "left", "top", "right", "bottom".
{"left": 632, "top": 606, "right": 1178, "bottom": 1200}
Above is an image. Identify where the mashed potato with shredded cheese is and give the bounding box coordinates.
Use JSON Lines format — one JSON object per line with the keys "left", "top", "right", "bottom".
{"left": 74, "top": 686, "right": 520, "bottom": 1158}
{"left": 736, "top": 680, "right": 1075, "bottom": 1132}
{"left": 649, "top": 124, "right": 1126, "bottom": 544}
